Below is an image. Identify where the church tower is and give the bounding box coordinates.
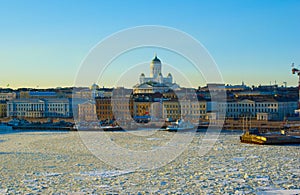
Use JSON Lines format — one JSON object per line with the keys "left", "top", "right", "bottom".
{"left": 150, "top": 54, "right": 162, "bottom": 79}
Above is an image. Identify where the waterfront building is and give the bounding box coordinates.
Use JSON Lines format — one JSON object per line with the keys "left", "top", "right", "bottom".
{"left": 162, "top": 99, "right": 181, "bottom": 121}
{"left": 262, "top": 99, "right": 297, "bottom": 120}
{"left": 95, "top": 95, "right": 134, "bottom": 122}
{"left": 162, "top": 88, "right": 207, "bottom": 123}
{"left": 7, "top": 98, "right": 72, "bottom": 118}
{"left": 78, "top": 101, "right": 97, "bottom": 122}
{"left": 180, "top": 98, "right": 207, "bottom": 123}
{"left": 134, "top": 97, "right": 152, "bottom": 118}
{"left": 217, "top": 96, "right": 297, "bottom": 121}
{"left": 0, "top": 100, "right": 7, "bottom": 118}
{"left": 44, "top": 98, "right": 72, "bottom": 118}
{"left": 95, "top": 97, "right": 114, "bottom": 121}
{"left": 7, "top": 99, "right": 45, "bottom": 118}
{"left": 95, "top": 89, "right": 208, "bottom": 123}
{"left": 111, "top": 95, "right": 134, "bottom": 121}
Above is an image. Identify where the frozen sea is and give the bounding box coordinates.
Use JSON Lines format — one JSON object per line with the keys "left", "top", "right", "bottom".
{"left": 0, "top": 129, "right": 299, "bottom": 194}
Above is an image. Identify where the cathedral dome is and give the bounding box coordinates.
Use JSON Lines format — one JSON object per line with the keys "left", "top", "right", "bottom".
{"left": 152, "top": 54, "right": 161, "bottom": 63}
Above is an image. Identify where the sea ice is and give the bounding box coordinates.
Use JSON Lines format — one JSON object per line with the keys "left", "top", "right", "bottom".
{"left": 80, "top": 170, "right": 134, "bottom": 178}
{"left": 232, "top": 157, "right": 245, "bottom": 163}
{"left": 256, "top": 189, "right": 300, "bottom": 195}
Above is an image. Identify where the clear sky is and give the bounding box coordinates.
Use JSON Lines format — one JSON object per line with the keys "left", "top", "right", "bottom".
{"left": 0, "top": 0, "right": 300, "bottom": 89}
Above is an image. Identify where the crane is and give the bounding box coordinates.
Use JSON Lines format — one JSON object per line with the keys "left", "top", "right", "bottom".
{"left": 292, "top": 63, "right": 300, "bottom": 109}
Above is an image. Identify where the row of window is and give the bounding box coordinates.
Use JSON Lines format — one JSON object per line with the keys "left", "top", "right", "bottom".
{"left": 97, "top": 106, "right": 133, "bottom": 110}
{"left": 8, "top": 108, "right": 68, "bottom": 112}
{"left": 9, "top": 112, "right": 71, "bottom": 117}
{"left": 164, "top": 105, "right": 179, "bottom": 108}
{"left": 97, "top": 112, "right": 113, "bottom": 115}
{"left": 181, "top": 105, "right": 206, "bottom": 108}
{"left": 225, "top": 108, "right": 277, "bottom": 113}
{"left": 222, "top": 103, "right": 277, "bottom": 107}
{"left": 14, "top": 104, "right": 44, "bottom": 108}
{"left": 182, "top": 110, "right": 206, "bottom": 114}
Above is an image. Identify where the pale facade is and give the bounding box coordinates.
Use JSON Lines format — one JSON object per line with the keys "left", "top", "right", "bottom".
{"left": 78, "top": 101, "right": 98, "bottom": 122}
{"left": 181, "top": 99, "right": 206, "bottom": 122}
{"left": 7, "top": 99, "right": 45, "bottom": 118}
{"left": 7, "top": 98, "right": 72, "bottom": 118}
{"left": 44, "top": 99, "right": 72, "bottom": 117}
{"left": 217, "top": 98, "right": 297, "bottom": 120}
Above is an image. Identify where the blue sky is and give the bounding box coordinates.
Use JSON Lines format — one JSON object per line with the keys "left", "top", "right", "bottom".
{"left": 0, "top": 0, "right": 300, "bottom": 88}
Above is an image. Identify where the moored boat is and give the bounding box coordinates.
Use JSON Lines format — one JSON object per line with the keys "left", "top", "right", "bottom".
{"left": 165, "top": 119, "right": 195, "bottom": 132}
{"left": 240, "top": 128, "right": 300, "bottom": 145}
{"left": 101, "top": 125, "right": 123, "bottom": 131}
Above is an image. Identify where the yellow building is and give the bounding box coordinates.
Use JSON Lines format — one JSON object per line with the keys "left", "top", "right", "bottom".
{"left": 111, "top": 96, "right": 134, "bottom": 120}
{"left": 163, "top": 100, "right": 181, "bottom": 120}
{"left": 134, "top": 101, "right": 152, "bottom": 116}
{"left": 0, "top": 101, "right": 7, "bottom": 118}
{"left": 96, "top": 97, "right": 113, "bottom": 121}
{"left": 96, "top": 97, "right": 134, "bottom": 121}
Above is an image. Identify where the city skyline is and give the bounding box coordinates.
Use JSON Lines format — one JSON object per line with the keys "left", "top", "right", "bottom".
{"left": 1, "top": 0, "right": 300, "bottom": 89}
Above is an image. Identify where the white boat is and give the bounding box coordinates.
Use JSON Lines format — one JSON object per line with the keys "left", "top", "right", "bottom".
{"left": 75, "top": 123, "right": 123, "bottom": 131}
{"left": 166, "top": 119, "right": 195, "bottom": 132}
{"left": 101, "top": 125, "right": 123, "bottom": 131}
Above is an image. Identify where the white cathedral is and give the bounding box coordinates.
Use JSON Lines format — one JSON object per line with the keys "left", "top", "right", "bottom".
{"left": 139, "top": 54, "right": 173, "bottom": 84}
{"left": 133, "top": 54, "right": 180, "bottom": 94}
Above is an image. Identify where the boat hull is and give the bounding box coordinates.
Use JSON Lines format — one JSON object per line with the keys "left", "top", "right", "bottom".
{"left": 165, "top": 127, "right": 195, "bottom": 132}
{"left": 240, "top": 133, "right": 300, "bottom": 145}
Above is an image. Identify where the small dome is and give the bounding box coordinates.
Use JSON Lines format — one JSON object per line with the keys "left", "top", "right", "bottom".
{"left": 91, "top": 83, "right": 99, "bottom": 90}
{"left": 141, "top": 73, "right": 145, "bottom": 76}
{"left": 167, "top": 73, "right": 172, "bottom": 77}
